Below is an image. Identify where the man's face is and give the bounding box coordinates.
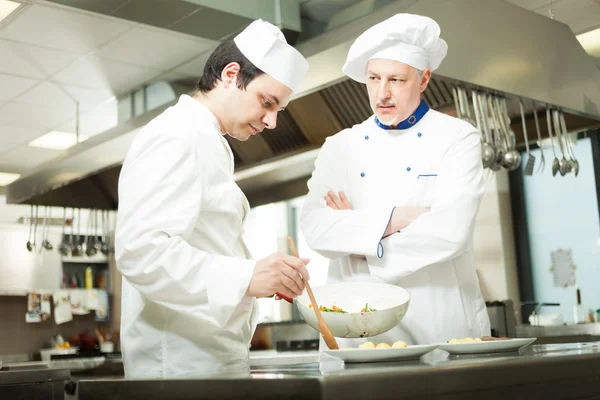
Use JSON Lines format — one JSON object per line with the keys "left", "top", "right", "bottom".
{"left": 366, "top": 59, "right": 431, "bottom": 127}
{"left": 223, "top": 73, "right": 293, "bottom": 141}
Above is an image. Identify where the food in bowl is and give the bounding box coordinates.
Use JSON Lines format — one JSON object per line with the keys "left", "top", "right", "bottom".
{"left": 308, "top": 303, "right": 378, "bottom": 313}
{"left": 295, "top": 282, "right": 410, "bottom": 338}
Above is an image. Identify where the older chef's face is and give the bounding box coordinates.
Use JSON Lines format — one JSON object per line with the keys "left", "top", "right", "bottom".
{"left": 366, "top": 59, "right": 431, "bottom": 127}
{"left": 223, "top": 70, "right": 293, "bottom": 141}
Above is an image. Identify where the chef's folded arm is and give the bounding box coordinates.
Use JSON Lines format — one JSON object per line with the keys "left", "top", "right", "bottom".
{"left": 300, "top": 136, "right": 395, "bottom": 260}
{"left": 366, "top": 128, "right": 484, "bottom": 280}
{"left": 115, "top": 133, "right": 254, "bottom": 330}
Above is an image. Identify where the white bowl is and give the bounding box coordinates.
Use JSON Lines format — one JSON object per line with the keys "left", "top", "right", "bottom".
{"left": 295, "top": 282, "right": 410, "bottom": 338}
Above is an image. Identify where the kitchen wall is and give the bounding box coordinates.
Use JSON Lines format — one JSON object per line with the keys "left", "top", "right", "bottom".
{"left": 0, "top": 196, "right": 121, "bottom": 357}
{"left": 473, "top": 170, "right": 521, "bottom": 315}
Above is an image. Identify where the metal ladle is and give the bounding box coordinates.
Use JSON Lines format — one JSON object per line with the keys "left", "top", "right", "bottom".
{"left": 532, "top": 103, "right": 545, "bottom": 174}
{"left": 100, "top": 210, "right": 109, "bottom": 256}
{"left": 85, "top": 209, "right": 97, "bottom": 257}
{"left": 485, "top": 94, "right": 503, "bottom": 171}
{"left": 519, "top": 99, "right": 535, "bottom": 176}
{"left": 42, "top": 206, "right": 53, "bottom": 251}
{"left": 560, "top": 112, "right": 579, "bottom": 177}
{"left": 58, "top": 208, "right": 71, "bottom": 256}
{"left": 499, "top": 98, "right": 521, "bottom": 171}
{"left": 546, "top": 108, "right": 560, "bottom": 177}
{"left": 26, "top": 204, "right": 34, "bottom": 252}
{"left": 552, "top": 110, "right": 569, "bottom": 176}
{"left": 94, "top": 210, "right": 102, "bottom": 253}
{"left": 71, "top": 208, "right": 83, "bottom": 256}
{"left": 473, "top": 91, "right": 496, "bottom": 168}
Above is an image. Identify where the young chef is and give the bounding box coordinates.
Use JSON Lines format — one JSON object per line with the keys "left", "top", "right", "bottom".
{"left": 115, "top": 19, "right": 310, "bottom": 378}
{"left": 300, "top": 13, "right": 490, "bottom": 347}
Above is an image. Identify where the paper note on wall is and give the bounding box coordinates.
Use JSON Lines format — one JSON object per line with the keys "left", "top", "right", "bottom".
{"left": 550, "top": 249, "right": 576, "bottom": 288}
{"left": 53, "top": 290, "right": 73, "bottom": 325}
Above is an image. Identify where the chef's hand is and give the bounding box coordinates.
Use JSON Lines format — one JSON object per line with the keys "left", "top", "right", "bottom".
{"left": 246, "top": 253, "right": 311, "bottom": 299}
{"left": 325, "top": 191, "right": 365, "bottom": 260}
{"left": 324, "top": 190, "right": 352, "bottom": 210}
{"left": 384, "top": 207, "right": 430, "bottom": 237}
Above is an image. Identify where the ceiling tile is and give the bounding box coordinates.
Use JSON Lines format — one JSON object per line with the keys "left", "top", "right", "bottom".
{"left": 96, "top": 26, "right": 217, "bottom": 70}
{"left": 0, "top": 3, "right": 131, "bottom": 54}
{"left": 53, "top": 55, "right": 163, "bottom": 94}
{"left": 0, "top": 39, "right": 79, "bottom": 79}
{"left": 172, "top": 48, "right": 216, "bottom": 78}
{"left": 56, "top": 98, "right": 118, "bottom": 138}
{"left": 13, "top": 82, "right": 79, "bottom": 113}
{"left": 0, "top": 73, "right": 40, "bottom": 104}
{"left": 0, "top": 102, "right": 74, "bottom": 131}
{"left": 0, "top": 145, "right": 60, "bottom": 171}
{"left": 0, "top": 125, "right": 44, "bottom": 151}
{"left": 60, "top": 85, "right": 116, "bottom": 110}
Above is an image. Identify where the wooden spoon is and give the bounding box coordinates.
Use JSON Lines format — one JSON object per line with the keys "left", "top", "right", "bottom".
{"left": 287, "top": 236, "right": 339, "bottom": 350}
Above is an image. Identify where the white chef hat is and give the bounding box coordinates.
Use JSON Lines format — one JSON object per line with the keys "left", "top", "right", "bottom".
{"left": 342, "top": 13, "right": 448, "bottom": 84}
{"left": 234, "top": 19, "right": 308, "bottom": 93}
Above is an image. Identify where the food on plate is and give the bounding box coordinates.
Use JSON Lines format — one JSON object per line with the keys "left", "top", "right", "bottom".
{"left": 448, "top": 337, "right": 482, "bottom": 343}
{"left": 392, "top": 340, "right": 407, "bottom": 348}
{"left": 481, "top": 336, "right": 510, "bottom": 341}
{"left": 376, "top": 342, "right": 391, "bottom": 349}
{"left": 308, "top": 302, "right": 378, "bottom": 313}
{"left": 358, "top": 341, "right": 376, "bottom": 349}
{"left": 448, "top": 336, "right": 511, "bottom": 343}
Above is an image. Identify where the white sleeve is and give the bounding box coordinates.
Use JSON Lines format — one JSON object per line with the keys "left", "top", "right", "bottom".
{"left": 367, "top": 128, "right": 485, "bottom": 281}
{"left": 115, "top": 131, "right": 254, "bottom": 330}
{"left": 300, "top": 135, "right": 396, "bottom": 260}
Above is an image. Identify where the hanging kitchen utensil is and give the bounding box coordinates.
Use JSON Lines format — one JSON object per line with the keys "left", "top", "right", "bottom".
{"left": 499, "top": 97, "right": 521, "bottom": 171}
{"left": 552, "top": 110, "right": 569, "bottom": 176}
{"left": 33, "top": 205, "right": 40, "bottom": 254}
{"left": 72, "top": 208, "right": 83, "bottom": 256}
{"left": 85, "top": 209, "right": 97, "bottom": 257}
{"left": 519, "top": 100, "right": 535, "bottom": 176}
{"left": 546, "top": 108, "right": 560, "bottom": 177}
{"left": 532, "top": 103, "right": 545, "bottom": 174}
{"left": 58, "top": 208, "right": 70, "bottom": 256}
{"left": 94, "top": 210, "right": 102, "bottom": 252}
{"left": 560, "top": 112, "right": 579, "bottom": 177}
{"left": 42, "top": 206, "right": 53, "bottom": 251}
{"left": 458, "top": 87, "right": 476, "bottom": 126}
{"left": 26, "top": 204, "right": 34, "bottom": 252}
{"left": 287, "top": 236, "right": 339, "bottom": 350}
{"left": 485, "top": 94, "right": 502, "bottom": 171}
{"left": 476, "top": 92, "right": 496, "bottom": 169}
{"left": 100, "top": 210, "right": 109, "bottom": 256}
{"left": 452, "top": 87, "right": 462, "bottom": 119}
{"left": 474, "top": 91, "right": 494, "bottom": 168}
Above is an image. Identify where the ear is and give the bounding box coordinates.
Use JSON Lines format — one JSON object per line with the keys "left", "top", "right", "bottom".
{"left": 419, "top": 68, "right": 432, "bottom": 93}
{"left": 221, "top": 62, "right": 240, "bottom": 88}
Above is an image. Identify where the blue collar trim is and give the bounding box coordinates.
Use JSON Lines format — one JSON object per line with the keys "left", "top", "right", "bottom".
{"left": 374, "top": 99, "right": 430, "bottom": 130}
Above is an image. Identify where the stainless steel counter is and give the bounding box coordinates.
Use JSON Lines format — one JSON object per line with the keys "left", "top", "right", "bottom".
{"left": 76, "top": 342, "right": 600, "bottom": 400}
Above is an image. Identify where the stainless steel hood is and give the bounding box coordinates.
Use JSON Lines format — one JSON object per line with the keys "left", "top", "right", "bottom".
{"left": 7, "top": 0, "right": 600, "bottom": 209}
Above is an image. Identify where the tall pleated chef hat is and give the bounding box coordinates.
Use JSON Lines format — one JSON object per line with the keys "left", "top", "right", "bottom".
{"left": 234, "top": 19, "right": 309, "bottom": 93}
{"left": 342, "top": 13, "right": 448, "bottom": 84}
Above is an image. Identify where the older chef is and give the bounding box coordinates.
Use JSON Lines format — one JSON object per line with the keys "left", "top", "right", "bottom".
{"left": 300, "top": 13, "right": 490, "bottom": 346}
{"left": 115, "top": 19, "right": 310, "bottom": 378}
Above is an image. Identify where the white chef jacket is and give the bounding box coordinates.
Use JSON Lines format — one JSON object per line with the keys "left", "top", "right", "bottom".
{"left": 301, "top": 104, "right": 491, "bottom": 346}
{"left": 115, "top": 94, "right": 258, "bottom": 378}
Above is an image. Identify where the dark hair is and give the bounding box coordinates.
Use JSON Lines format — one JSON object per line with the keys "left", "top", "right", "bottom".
{"left": 196, "top": 39, "right": 265, "bottom": 93}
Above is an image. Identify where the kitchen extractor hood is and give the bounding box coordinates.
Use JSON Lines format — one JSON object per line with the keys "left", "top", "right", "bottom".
{"left": 6, "top": 0, "right": 600, "bottom": 209}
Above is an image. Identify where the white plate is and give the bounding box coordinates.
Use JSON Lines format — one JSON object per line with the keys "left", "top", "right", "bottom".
{"left": 437, "top": 338, "right": 537, "bottom": 354}
{"left": 323, "top": 344, "right": 439, "bottom": 363}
